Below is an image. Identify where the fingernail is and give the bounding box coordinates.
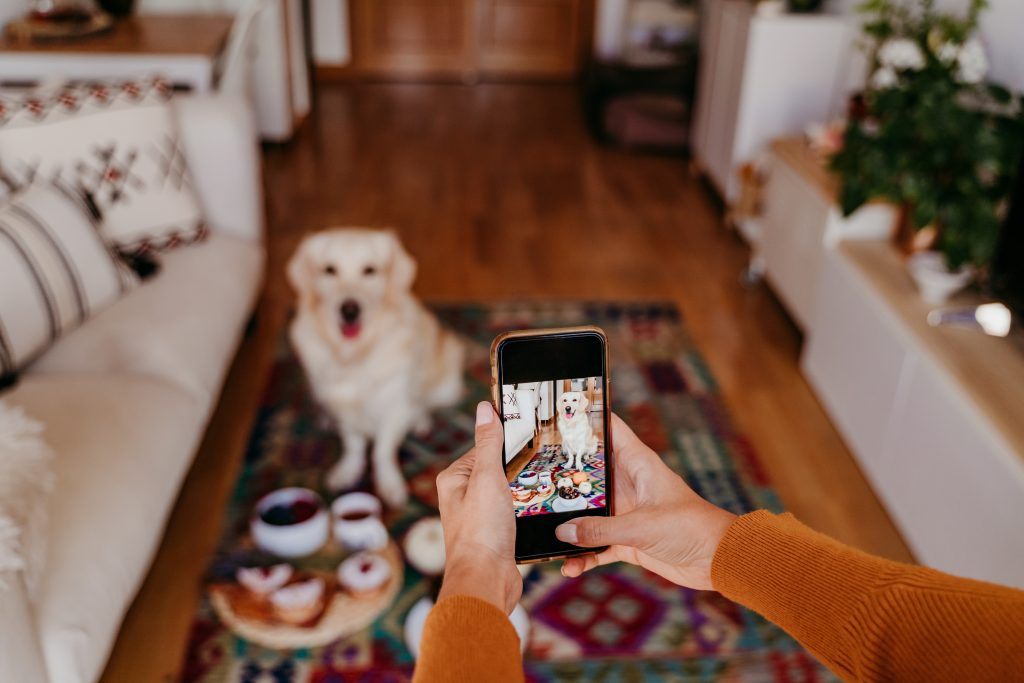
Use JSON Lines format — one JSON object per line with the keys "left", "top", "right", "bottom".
{"left": 555, "top": 523, "right": 577, "bottom": 543}
{"left": 476, "top": 401, "right": 494, "bottom": 425}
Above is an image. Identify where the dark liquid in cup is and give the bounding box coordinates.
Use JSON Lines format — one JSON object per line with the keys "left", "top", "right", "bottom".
{"left": 261, "top": 499, "right": 319, "bottom": 526}
{"left": 339, "top": 510, "right": 372, "bottom": 522}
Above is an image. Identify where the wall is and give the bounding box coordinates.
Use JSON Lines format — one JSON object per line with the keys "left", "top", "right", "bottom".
{"left": 825, "top": 0, "right": 1024, "bottom": 92}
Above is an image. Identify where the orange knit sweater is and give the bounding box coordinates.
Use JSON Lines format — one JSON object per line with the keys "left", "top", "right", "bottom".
{"left": 413, "top": 511, "right": 1024, "bottom": 683}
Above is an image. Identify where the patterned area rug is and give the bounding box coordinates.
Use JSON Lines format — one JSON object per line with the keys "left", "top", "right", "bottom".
{"left": 181, "top": 302, "right": 837, "bottom": 682}
{"left": 512, "top": 445, "right": 607, "bottom": 517}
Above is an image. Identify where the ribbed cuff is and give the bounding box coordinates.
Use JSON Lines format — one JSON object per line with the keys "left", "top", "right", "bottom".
{"left": 413, "top": 595, "right": 524, "bottom": 683}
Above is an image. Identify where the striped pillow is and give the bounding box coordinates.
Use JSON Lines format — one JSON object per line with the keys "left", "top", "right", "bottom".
{"left": 0, "top": 183, "right": 138, "bottom": 382}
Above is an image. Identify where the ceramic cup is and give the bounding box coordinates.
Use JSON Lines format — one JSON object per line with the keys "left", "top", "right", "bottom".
{"left": 331, "top": 492, "right": 389, "bottom": 552}
{"left": 518, "top": 470, "right": 539, "bottom": 487}
{"left": 250, "top": 488, "right": 330, "bottom": 558}
{"left": 538, "top": 471, "right": 553, "bottom": 487}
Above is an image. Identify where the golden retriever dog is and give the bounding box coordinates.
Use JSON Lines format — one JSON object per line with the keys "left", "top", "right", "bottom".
{"left": 287, "top": 228, "right": 464, "bottom": 507}
{"left": 557, "top": 391, "right": 599, "bottom": 471}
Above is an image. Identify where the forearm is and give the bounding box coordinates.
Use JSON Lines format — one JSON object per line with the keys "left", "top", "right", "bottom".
{"left": 412, "top": 595, "right": 524, "bottom": 683}
{"left": 711, "top": 511, "right": 1024, "bottom": 681}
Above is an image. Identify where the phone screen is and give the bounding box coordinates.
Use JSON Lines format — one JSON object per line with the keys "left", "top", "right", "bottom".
{"left": 494, "top": 329, "right": 612, "bottom": 562}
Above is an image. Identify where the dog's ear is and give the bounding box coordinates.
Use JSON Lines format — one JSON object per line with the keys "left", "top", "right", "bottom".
{"left": 287, "top": 235, "right": 321, "bottom": 307}
{"left": 385, "top": 230, "right": 417, "bottom": 299}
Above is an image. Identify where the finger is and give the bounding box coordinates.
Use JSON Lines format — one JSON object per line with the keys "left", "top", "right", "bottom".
{"left": 470, "top": 401, "right": 505, "bottom": 479}
{"left": 555, "top": 513, "right": 644, "bottom": 549}
{"left": 437, "top": 448, "right": 478, "bottom": 496}
{"left": 610, "top": 413, "right": 647, "bottom": 457}
{"left": 561, "top": 547, "right": 622, "bottom": 577}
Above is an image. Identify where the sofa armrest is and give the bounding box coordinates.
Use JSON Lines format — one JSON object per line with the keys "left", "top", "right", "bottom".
{"left": 0, "top": 570, "right": 48, "bottom": 683}
{"left": 174, "top": 95, "right": 265, "bottom": 243}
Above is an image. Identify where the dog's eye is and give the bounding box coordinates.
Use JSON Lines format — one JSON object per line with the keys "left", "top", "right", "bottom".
{"left": 363, "top": 265, "right": 377, "bottom": 276}
{"left": 323, "top": 265, "right": 337, "bottom": 276}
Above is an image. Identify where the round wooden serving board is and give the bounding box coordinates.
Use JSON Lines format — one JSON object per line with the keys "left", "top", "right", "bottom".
{"left": 209, "top": 542, "right": 403, "bottom": 650}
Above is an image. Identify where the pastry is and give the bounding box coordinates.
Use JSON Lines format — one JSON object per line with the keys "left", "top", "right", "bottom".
{"left": 558, "top": 486, "right": 581, "bottom": 500}
{"left": 578, "top": 481, "right": 593, "bottom": 496}
{"left": 404, "top": 517, "right": 446, "bottom": 576}
{"left": 571, "top": 471, "right": 589, "bottom": 486}
{"left": 511, "top": 485, "right": 534, "bottom": 503}
{"left": 556, "top": 477, "right": 574, "bottom": 489}
{"left": 338, "top": 551, "right": 393, "bottom": 596}
{"left": 269, "top": 577, "right": 325, "bottom": 625}
{"left": 236, "top": 564, "right": 293, "bottom": 596}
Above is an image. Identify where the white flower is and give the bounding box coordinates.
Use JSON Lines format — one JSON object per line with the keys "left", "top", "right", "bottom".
{"left": 871, "top": 66, "right": 899, "bottom": 90}
{"left": 956, "top": 38, "right": 988, "bottom": 84}
{"left": 937, "top": 41, "right": 960, "bottom": 65}
{"left": 878, "top": 38, "right": 926, "bottom": 71}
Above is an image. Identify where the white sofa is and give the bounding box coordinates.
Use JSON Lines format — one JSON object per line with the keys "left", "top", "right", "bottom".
{"left": 502, "top": 385, "right": 538, "bottom": 464}
{"left": 0, "top": 95, "right": 265, "bottom": 683}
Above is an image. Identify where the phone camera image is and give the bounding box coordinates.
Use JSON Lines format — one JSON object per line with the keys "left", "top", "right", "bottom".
{"left": 502, "top": 377, "right": 606, "bottom": 517}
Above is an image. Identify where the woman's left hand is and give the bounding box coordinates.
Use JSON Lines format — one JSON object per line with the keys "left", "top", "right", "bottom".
{"left": 435, "top": 401, "right": 522, "bottom": 613}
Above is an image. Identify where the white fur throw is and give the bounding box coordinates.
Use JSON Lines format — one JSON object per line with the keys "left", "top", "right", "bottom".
{"left": 0, "top": 400, "right": 53, "bottom": 597}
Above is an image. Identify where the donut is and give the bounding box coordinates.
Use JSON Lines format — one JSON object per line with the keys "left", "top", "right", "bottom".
{"left": 269, "top": 577, "right": 324, "bottom": 624}
{"left": 578, "top": 481, "right": 593, "bottom": 496}
{"left": 338, "top": 551, "right": 392, "bottom": 595}
{"left": 236, "top": 563, "right": 293, "bottom": 596}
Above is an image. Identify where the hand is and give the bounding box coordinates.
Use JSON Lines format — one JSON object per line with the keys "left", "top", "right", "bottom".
{"left": 435, "top": 401, "right": 522, "bottom": 613}
{"left": 557, "top": 414, "right": 736, "bottom": 590}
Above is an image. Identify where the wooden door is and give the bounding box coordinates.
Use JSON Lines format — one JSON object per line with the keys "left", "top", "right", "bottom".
{"left": 350, "top": 0, "right": 477, "bottom": 79}
{"left": 349, "top": 0, "right": 591, "bottom": 80}
{"left": 477, "top": 0, "right": 590, "bottom": 78}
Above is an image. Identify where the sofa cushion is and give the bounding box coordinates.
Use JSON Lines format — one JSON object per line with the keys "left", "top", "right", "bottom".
{"left": 0, "top": 183, "right": 138, "bottom": 382}
{"left": 30, "top": 232, "right": 263, "bottom": 405}
{"left": 3, "top": 374, "right": 207, "bottom": 683}
{"left": 0, "top": 78, "right": 206, "bottom": 255}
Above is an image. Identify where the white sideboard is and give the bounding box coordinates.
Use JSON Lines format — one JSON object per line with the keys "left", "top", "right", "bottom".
{"left": 802, "top": 243, "right": 1024, "bottom": 588}
{"left": 691, "top": 0, "right": 854, "bottom": 202}
{"left": 757, "top": 139, "right": 894, "bottom": 329}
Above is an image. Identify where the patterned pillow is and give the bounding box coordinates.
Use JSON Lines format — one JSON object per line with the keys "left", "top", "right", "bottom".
{"left": 0, "top": 77, "right": 206, "bottom": 255}
{"left": 0, "top": 183, "right": 138, "bottom": 383}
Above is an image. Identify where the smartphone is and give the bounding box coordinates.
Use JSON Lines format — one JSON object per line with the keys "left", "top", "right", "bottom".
{"left": 490, "top": 326, "right": 613, "bottom": 563}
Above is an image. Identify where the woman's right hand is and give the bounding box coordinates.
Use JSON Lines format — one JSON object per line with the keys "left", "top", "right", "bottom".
{"left": 557, "top": 414, "right": 736, "bottom": 590}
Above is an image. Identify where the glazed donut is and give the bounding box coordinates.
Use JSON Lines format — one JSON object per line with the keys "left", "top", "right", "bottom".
{"left": 338, "top": 551, "right": 392, "bottom": 595}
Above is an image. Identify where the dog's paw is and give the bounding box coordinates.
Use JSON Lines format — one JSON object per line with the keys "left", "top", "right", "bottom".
{"left": 412, "top": 416, "right": 432, "bottom": 438}
{"left": 326, "top": 457, "right": 365, "bottom": 491}
{"left": 376, "top": 474, "right": 409, "bottom": 508}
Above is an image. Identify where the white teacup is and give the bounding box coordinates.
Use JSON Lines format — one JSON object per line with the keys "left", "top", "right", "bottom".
{"left": 331, "top": 492, "right": 389, "bottom": 552}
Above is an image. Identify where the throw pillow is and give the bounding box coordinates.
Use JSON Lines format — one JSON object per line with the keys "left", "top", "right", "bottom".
{"left": 0, "top": 77, "right": 207, "bottom": 254}
{"left": 0, "top": 183, "right": 138, "bottom": 381}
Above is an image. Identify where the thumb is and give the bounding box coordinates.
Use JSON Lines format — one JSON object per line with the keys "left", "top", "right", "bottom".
{"left": 472, "top": 401, "right": 504, "bottom": 464}
{"left": 555, "top": 513, "right": 644, "bottom": 549}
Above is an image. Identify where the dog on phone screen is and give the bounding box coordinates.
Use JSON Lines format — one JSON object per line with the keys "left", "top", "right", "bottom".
{"left": 287, "top": 228, "right": 464, "bottom": 507}
{"left": 557, "top": 391, "right": 599, "bottom": 471}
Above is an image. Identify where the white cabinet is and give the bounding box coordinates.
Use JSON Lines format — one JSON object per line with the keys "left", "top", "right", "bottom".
{"left": 692, "top": 0, "right": 854, "bottom": 202}
{"left": 802, "top": 243, "right": 1024, "bottom": 588}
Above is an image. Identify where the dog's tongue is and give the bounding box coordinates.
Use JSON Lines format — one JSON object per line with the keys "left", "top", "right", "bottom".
{"left": 341, "top": 322, "right": 362, "bottom": 339}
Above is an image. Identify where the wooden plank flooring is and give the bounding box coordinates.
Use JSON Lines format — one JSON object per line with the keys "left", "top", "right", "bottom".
{"left": 101, "top": 83, "right": 912, "bottom": 682}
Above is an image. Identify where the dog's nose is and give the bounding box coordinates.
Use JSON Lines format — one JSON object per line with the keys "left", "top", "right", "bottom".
{"left": 340, "top": 300, "right": 361, "bottom": 323}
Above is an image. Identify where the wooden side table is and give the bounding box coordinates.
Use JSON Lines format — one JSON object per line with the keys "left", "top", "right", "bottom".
{"left": 0, "top": 14, "right": 234, "bottom": 93}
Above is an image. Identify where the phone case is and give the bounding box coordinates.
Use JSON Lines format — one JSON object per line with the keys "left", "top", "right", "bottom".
{"left": 490, "top": 326, "right": 614, "bottom": 565}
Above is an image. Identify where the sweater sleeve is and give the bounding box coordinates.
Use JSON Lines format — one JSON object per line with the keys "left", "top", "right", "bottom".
{"left": 412, "top": 595, "right": 525, "bottom": 683}
{"left": 711, "top": 510, "right": 1024, "bottom": 682}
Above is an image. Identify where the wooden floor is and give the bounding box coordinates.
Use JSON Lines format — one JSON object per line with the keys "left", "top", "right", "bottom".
{"left": 101, "top": 83, "right": 913, "bottom": 682}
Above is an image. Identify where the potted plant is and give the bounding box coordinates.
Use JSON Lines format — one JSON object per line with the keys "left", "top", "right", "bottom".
{"left": 829, "top": 0, "right": 1024, "bottom": 304}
